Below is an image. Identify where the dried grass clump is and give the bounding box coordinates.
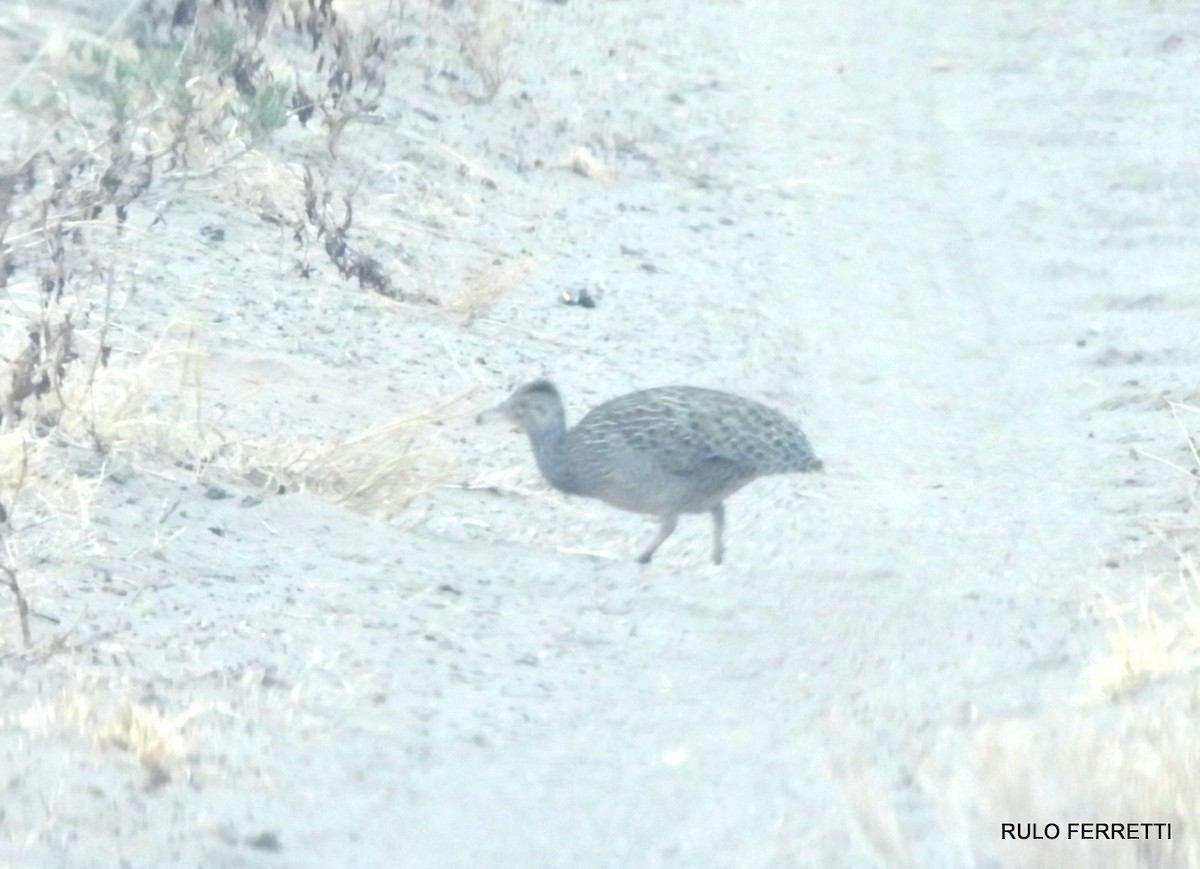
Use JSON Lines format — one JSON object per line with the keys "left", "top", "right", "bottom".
{"left": 208, "top": 387, "right": 474, "bottom": 512}
{"left": 442, "top": 0, "right": 517, "bottom": 103}
{"left": 11, "top": 687, "right": 200, "bottom": 789}
{"left": 445, "top": 254, "right": 533, "bottom": 324}
{"left": 1086, "top": 556, "right": 1200, "bottom": 700}
{"left": 1088, "top": 401, "right": 1200, "bottom": 698}
{"left": 224, "top": 417, "right": 454, "bottom": 512}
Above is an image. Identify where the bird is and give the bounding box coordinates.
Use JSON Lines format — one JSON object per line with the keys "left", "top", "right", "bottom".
{"left": 477, "top": 379, "right": 822, "bottom": 564}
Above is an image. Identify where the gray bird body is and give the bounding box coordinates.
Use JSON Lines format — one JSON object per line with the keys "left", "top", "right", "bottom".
{"left": 479, "top": 380, "right": 821, "bottom": 564}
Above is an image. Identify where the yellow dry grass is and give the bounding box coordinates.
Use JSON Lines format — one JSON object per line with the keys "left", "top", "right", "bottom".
{"left": 1088, "top": 401, "right": 1200, "bottom": 698}
{"left": 445, "top": 255, "right": 534, "bottom": 325}
{"left": 222, "top": 412, "right": 457, "bottom": 512}
{"left": 1086, "top": 557, "right": 1200, "bottom": 700}
{"left": 10, "top": 686, "right": 200, "bottom": 786}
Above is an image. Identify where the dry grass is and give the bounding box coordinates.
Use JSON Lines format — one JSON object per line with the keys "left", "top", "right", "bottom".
{"left": 445, "top": 254, "right": 533, "bottom": 325}
{"left": 51, "top": 325, "right": 463, "bottom": 513}
{"left": 0, "top": 426, "right": 76, "bottom": 515}
{"left": 11, "top": 686, "right": 199, "bottom": 788}
{"left": 1088, "top": 401, "right": 1200, "bottom": 698}
{"left": 1086, "top": 555, "right": 1200, "bottom": 700}
{"left": 43, "top": 320, "right": 214, "bottom": 459}
{"left": 221, "top": 414, "right": 457, "bottom": 513}
{"left": 448, "top": 0, "right": 517, "bottom": 103}
{"left": 95, "top": 698, "right": 195, "bottom": 788}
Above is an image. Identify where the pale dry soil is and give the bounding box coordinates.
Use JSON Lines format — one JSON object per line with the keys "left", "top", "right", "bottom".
{"left": 1, "top": 0, "right": 1199, "bottom": 867}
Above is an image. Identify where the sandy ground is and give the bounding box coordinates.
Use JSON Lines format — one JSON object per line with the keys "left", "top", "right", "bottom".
{"left": 1, "top": 0, "right": 1199, "bottom": 866}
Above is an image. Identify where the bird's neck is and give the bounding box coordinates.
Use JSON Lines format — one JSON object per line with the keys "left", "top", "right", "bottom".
{"left": 525, "top": 418, "right": 579, "bottom": 493}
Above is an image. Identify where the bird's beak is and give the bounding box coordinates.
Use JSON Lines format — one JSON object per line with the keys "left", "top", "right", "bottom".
{"left": 475, "top": 399, "right": 509, "bottom": 425}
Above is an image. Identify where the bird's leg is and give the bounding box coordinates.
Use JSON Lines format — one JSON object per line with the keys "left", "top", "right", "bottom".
{"left": 636, "top": 515, "right": 679, "bottom": 564}
{"left": 710, "top": 503, "right": 725, "bottom": 565}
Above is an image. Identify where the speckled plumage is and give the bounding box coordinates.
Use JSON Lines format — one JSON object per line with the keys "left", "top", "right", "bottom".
{"left": 478, "top": 379, "right": 822, "bottom": 564}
